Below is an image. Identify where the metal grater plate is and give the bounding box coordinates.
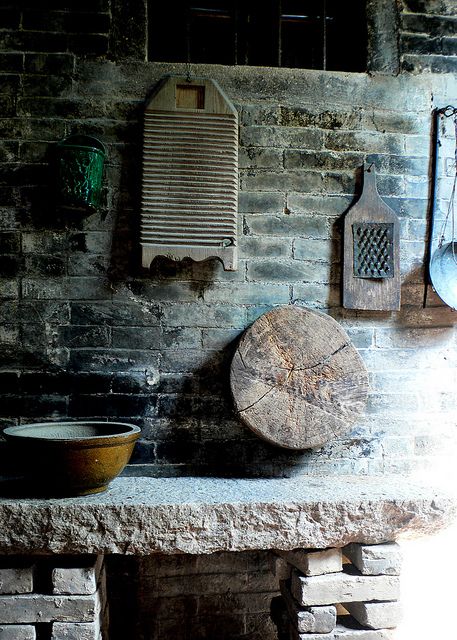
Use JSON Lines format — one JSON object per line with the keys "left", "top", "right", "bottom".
{"left": 353, "top": 222, "right": 394, "bottom": 278}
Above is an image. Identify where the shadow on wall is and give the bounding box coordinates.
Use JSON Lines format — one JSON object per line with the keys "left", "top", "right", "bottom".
{"left": 127, "top": 339, "right": 317, "bottom": 480}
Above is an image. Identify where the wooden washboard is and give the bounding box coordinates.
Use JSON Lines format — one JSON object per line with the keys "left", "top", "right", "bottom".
{"left": 141, "top": 76, "right": 238, "bottom": 271}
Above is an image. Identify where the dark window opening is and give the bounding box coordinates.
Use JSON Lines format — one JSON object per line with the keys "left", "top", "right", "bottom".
{"left": 149, "top": 1, "right": 367, "bottom": 72}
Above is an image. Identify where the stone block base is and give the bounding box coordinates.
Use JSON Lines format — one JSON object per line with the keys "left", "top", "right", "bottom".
{"left": 0, "top": 556, "right": 108, "bottom": 640}
{"left": 273, "top": 543, "right": 402, "bottom": 639}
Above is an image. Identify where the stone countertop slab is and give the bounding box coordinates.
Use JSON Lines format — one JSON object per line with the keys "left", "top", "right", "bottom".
{"left": 0, "top": 475, "right": 454, "bottom": 555}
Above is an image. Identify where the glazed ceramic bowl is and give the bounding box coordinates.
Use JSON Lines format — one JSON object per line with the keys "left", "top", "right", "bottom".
{"left": 3, "top": 421, "right": 141, "bottom": 497}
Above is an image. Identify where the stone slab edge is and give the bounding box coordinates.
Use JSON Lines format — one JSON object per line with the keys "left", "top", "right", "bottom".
{"left": 0, "top": 476, "right": 453, "bottom": 555}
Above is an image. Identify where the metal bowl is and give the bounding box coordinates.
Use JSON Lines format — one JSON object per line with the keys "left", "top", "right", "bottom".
{"left": 3, "top": 422, "right": 141, "bottom": 497}
{"left": 429, "top": 241, "right": 457, "bottom": 310}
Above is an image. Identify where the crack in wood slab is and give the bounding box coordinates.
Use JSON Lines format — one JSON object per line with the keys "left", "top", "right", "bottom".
{"left": 230, "top": 306, "right": 369, "bottom": 449}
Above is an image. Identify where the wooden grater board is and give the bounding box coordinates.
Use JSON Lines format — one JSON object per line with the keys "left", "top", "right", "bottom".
{"left": 343, "top": 166, "right": 400, "bottom": 311}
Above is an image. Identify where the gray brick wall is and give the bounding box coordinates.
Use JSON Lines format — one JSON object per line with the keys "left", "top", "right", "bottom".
{"left": 399, "top": 0, "right": 457, "bottom": 72}
{"left": 0, "top": 4, "right": 456, "bottom": 482}
{"left": 108, "top": 552, "right": 279, "bottom": 640}
{"left": 0, "top": 8, "right": 456, "bottom": 638}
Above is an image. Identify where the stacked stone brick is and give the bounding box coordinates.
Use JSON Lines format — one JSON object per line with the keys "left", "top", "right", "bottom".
{"left": 0, "top": 555, "right": 107, "bottom": 639}
{"left": 276, "top": 543, "right": 402, "bottom": 639}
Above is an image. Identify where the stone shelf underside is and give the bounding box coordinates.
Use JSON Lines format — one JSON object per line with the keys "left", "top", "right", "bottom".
{"left": 0, "top": 476, "right": 454, "bottom": 555}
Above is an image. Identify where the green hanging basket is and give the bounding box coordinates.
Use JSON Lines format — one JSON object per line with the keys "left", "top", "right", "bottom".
{"left": 56, "top": 135, "right": 106, "bottom": 210}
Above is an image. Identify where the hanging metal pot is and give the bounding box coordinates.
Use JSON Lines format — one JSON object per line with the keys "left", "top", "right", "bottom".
{"left": 430, "top": 241, "right": 457, "bottom": 309}
{"left": 55, "top": 135, "right": 106, "bottom": 210}
{"left": 427, "top": 106, "right": 457, "bottom": 309}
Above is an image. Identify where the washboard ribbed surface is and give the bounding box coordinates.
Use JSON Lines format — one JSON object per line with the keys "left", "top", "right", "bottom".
{"left": 141, "top": 76, "right": 238, "bottom": 271}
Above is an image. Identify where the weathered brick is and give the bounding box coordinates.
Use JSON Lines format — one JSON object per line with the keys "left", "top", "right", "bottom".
{"left": 67, "top": 254, "right": 110, "bottom": 277}
{"left": 360, "top": 111, "right": 424, "bottom": 135}
{"left": 344, "top": 543, "right": 402, "bottom": 576}
{"left": 401, "top": 12, "right": 457, "bottom": 37}
{"left": 287, "top": 194, "right": 351, "bottom": 216}
{"left": 344, "top": 600, "right": 402, "bottom": 629}
{"left": 401, "top": 0, "right": 457, "bottom": 15}
{"left": 325, "top": 131, "right": 404, "bottom": 155}
{"left": 24, "top": 53, "right": 75, "bottom": 75}
{"left": 442, "top": 36, "right": 457, "bottom": 55}
{"left": 201, "top": 328, "right": 243, "bottom": 349}
{"left": 240, "top": 105, "right": 280, "bottom": 126}
{"left": 365, "top": 154, "right": 427, "bottom": 177}
{"left": 69, "top": 348, "right": 160, "bottom": 372}
{"left": 404, "top": 53, "right": 457, "bottom": 73}
{"left": 0, "top": 626, "right": 35, "bottom": 640}
{"left": 245, "top": 214, "right": 328, "bottom": 238}
{"left": 293, "top": 238, "right": 340, "bottom": 263}
{"left": 22, "top": 74, "right": 72, "bottom": 98}
{"left": 279, "top": 105, "right": 362, "bottom": 130}
{"left": 288, "top": 627, "right": 335, "bottom": 640}
{"left": 0, "top": 567, "right": 34, "bottom": 595}
{"left": 119, "top": 281, "right": 202, "bottom": 303}
{"left": 321, "top": 172, "right": 357, "bottom": 196}
{"left": 0, "top": 255, "right": 22, "bottom": 277}
{"left": 0, "top": 278, "right": 19, "bottom": 299}
{"left": 156, "top": 571, "right": 249, "bottom": 598}
{"left": 383, "top": 196, "right": 427, "bottom": 219}
{"left": 0, "top": 95, "right": 16, "bottom": 119}
{"left": 288, "top": 623, "right": 393, "bottom": 639}
{"left": 238, "top": 191, "right": 285, "bottom": 214}
{"left": 52, "top": 556, "right": 103, "bottom": 595}
{"left": 0, "top": 75, "right": 20, "bottom": 97}
{"left": 0, "top": 394, "right": 68, "bottom": 419}
{"left": 18, "top": 301, "right": 70, "bottom": 324}
{"left": 71, "top": 302, "right": 162, "bottom": 327}
{"left": 203, "top": 283, "right": 290, "bottom": 305}
{"left": 239, "top": 236, "right": 292, "bottom": 258}
{"left": 284, "top": 151, "right": 362, "bottom": 172}
{"left": 291, "top": 569, "right": 400, "bottom": 606}
{"left": 248, "top": 259, "right": 332, "bottom": 283}
{"left": 0, "top": 30, "right": 69, "bottom": 53}
{"left": 239, "top": 148, "right": 283, "bottom": 169}
{"left": 22, "top": 277, "right": 111, "bottom": 301}
{"left": 51, "top": 621, "right": 100, "bottom": 640}
{"left": 280, "top": 549, "right": 342, "bottom": 577}
{"left": 404, "top": 175, "right": 428, "bottom": 199}
{"left": 0, "top": 324, "right": 18, "bottom": 346}
{"left": 374, "top": 327, "right": 450, "bottom": 350}
{"left": 366, "top": 391, "right": 419, "bottom": 416}
{"left": 333, "top": 626, "right": 392, "bottom": 640}
{"left": 0, "top": 593, "right": 99, "bottom": 624}
{"left": 161, "top": 303, "right": 245, "bottom": 329}
{"left": 0, "top": 206, "right": 19, "bottom": 229}
{"left": 111, "top": 326, "right": 160, "bottom": 349}
{"left": 159, "top": 349, "right": 227, "bottom": 375}
{"left": 241, "top": 126, "right": 324, "bottom": 150}
{"left": 241, "top": 170, "right": 324, "bottom": 193}
{"left": 292, "top": 283, "right": 341, "bottom": 309}
{"left": 0, "top": 231, "right": 20, "bottom": 253}
{"left": 401, "top": 33, "right": 442, "bottom": 55}
{"left": 22, "top": 232, "right": 67, "bottom": 254}
{"left": 281, "top": 582, "right": 336, "bottom": 633}
{"left": 24, "top": 255, "right": 66, "bottom": 277}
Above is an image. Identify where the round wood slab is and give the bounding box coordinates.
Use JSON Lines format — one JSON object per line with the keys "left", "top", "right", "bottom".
{"left": 230, "top": 306, "right": 369, "bottom": 450}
